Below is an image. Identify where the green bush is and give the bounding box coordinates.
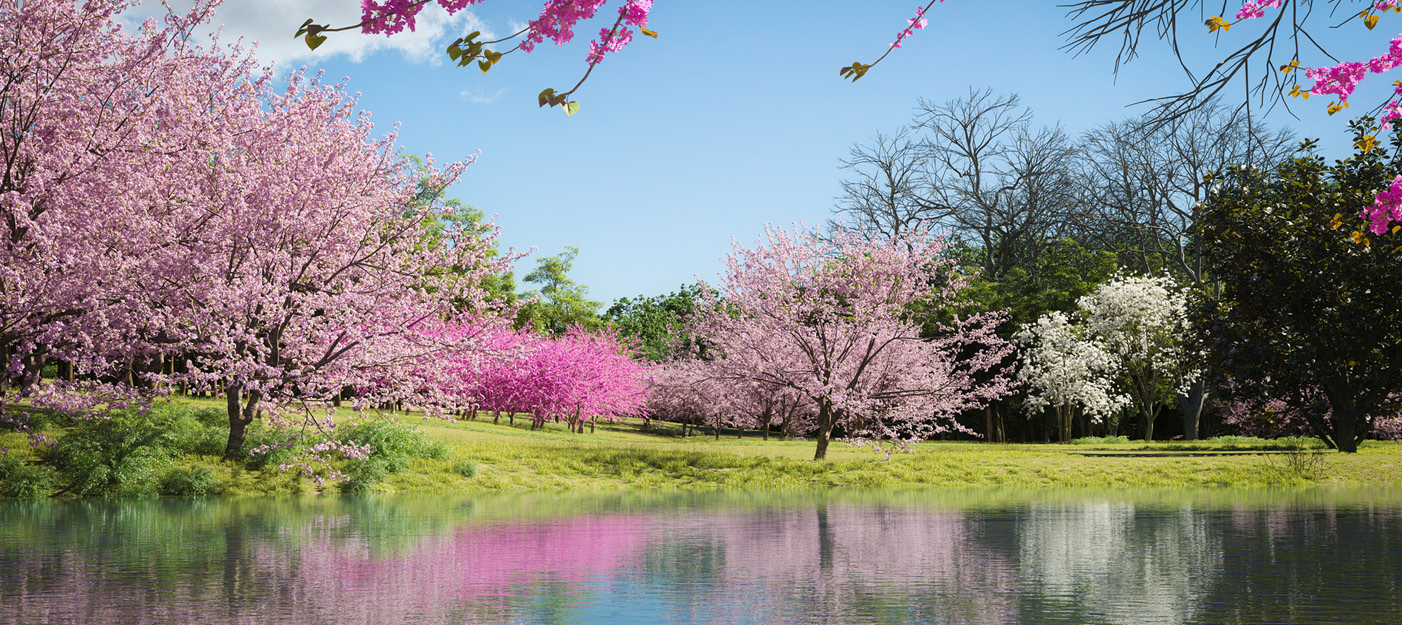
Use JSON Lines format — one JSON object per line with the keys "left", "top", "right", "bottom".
{"left": 42, "top": 410, "right": 181, "bottom": 497}
{"left": 239, "top": 423, "right": 303, "bottom": 471}
{"left": 452, "top": 458, "right": 478, "bottom": 478}
{"left": 340, "top": 457, "right": 390, "bottom": 494}
{"left": 0, "top": 454, "right": 56, "bottom": 499}
{"left": 333, "top": 420, "right": 444, "bottom": 464}
{"left": 159, "top": 466, "right": 222, "bottom": 497}
{"left": 329, "top": 420, "right": 447, "bottom": 491}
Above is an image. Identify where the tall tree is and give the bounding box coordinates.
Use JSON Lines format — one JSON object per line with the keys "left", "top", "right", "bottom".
{"left": 835, "top": 89, "right": 1083, "bottom": 282}
{"left": 1197, "top": 122, "right": 1402, "bottom": 453}
{"left": 603, "top": 284, "right": 700, "bottom": 362}
{"left": 516, "top": 246, "right": 602, "bottom": 335}
{"left": 693, "top": 224, "right": 1015, "bottom": 460}
{"left": 1077, "top": 102, "right": 1296, "bottom": 439}
{"left": 0, "top": 0, "right": 236, "bottom": 405}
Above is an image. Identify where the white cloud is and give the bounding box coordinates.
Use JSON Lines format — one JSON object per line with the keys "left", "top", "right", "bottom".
{"left": 117, "top": 1, "right": 493, "bottom": 68}
{"left": 459, "top": 88, "right": 507, "bottom": 104}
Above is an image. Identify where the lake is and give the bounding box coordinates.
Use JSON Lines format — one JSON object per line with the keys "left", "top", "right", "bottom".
{"left": 2, "top": 488, "right": 1399, "bottom": 624}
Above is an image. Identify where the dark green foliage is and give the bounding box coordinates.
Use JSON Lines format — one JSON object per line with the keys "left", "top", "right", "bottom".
{"left": 42, "top": 411, "right": 174, "bottom": 497}
{"left": 0, "top": 453, "right": 57, "bottom": 498}
{"left": 39, "top": 405, "right": 236, "bottom": 496}
{"left": 603, "top": 284, "right": 702, "bottom": 362}
{"left": 950, "top": 237, "right": 1120, "bottom": 335}
{"left": 158, "top": 466, "right": 222, "bottom": 497}
{"left": 1196, "top": 119, "right": 1402, "bottom": 453}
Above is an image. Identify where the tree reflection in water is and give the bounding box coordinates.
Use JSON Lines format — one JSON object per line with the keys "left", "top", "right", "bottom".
{"left": 1, "top": 490, "right": 1400, "bottom": 624}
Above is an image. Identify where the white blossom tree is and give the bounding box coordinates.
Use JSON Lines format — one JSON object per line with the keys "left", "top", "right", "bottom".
{"left": 1078, "top": 274, "right": 1196, "bottom": 442}
{"left": 1018, "top": 274, "right": 1196, "bottom": 441}
{"left": 1016, "top": 311, "right": 1127, "bottom": 442}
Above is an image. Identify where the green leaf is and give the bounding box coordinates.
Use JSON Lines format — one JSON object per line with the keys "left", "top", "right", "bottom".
{"left": 447, "top": 43, "right": 462, "bottom": 61}
{"left": 565, "top": 101, "right": 580, "bottom": 116}
{"left": 305, "top": 33, "right": 327, "bottom": 51}
{"left": 295, "top": 18, "right": 314, "bottom": 37}
{"left": 538, "top": 88, "right": 556, "bottom": 108}
{"left": 478, "top": 59, "right": 491, "bottom": 73}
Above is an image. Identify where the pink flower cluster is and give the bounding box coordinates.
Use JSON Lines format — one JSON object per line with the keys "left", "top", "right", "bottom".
{"left": 890, "top": 4, "right": 935, "bottom": 49}
{"left": 1235, "top": 0, "right": 1280, "bottom": 20}
{"left": 585, "top": 0, "right": 652, "bottom": 65}
{"left": 1364, "top": 174, "right": 1402, "bottom": 234}
{"left": 1304, "top": 34, "right": 1402, "bottom": 103}
{"left": 360, "top": 0, "right": 483, "bottom": 36}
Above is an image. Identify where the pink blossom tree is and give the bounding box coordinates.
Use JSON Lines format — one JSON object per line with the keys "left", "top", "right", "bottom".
{"left": 693, "top": 224, "right": 1016, "bottom": 460}
{"left": 143, "top": 66, "right": 513, "bottom": 459}
{"left": 467, "top": 326, "right": 649, "bottom": 432}
{"left": 0, "top": 0, "right": 243, "bottom": 413}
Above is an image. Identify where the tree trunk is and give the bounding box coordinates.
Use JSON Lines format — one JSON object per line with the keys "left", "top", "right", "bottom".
{"left": 813, "top": 401, "right": 837, "bottom": 460}
{"left": 223, "top": 381, "right": 262, "bottom": 461}
{"left": 762, "top": 417, "right": 770, "bottom": 441}
{"left": 714, "top": 412, "right": 721, "bottom": 440}
{"left": 1320, "top": 378, "right": 1361, "bottom": 453}
{"left": 1179, "top": 377, "right": 1208, "bottom": 441}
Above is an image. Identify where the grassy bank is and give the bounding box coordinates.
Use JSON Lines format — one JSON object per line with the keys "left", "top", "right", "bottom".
{"left": 3, "top": 397, "right": 1400, "bottom": 497}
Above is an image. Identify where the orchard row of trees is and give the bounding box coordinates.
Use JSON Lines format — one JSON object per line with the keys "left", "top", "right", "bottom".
{"left": 0, "top": 0, "right": 652, "bottom": 468}
{"left": 8, "top": 0, "right": 1402, "bottom": 469}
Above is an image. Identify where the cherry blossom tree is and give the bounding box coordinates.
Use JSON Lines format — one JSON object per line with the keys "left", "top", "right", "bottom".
{"left": 147, "top": 66, "right": 511, "bottom": 459}
{"left": 6, "top": 0, "right": 525, "bottom": 460}
{"left": 0, "top": 0, "right": 242, "bottom": 415}
{"left": 692, "top": 224, "right": 1015, "bottom": 460}
{"left": 1016, "top": 311, "right": 1127, "bottom": 442}
{"left": 467, "top": 326, "right": 649, "bottom": 432}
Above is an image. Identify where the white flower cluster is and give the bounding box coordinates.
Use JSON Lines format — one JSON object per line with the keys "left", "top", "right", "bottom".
{"left": 1019, "top": 274, "right": 1197, "bottom": 424}
{"left": 1017, "top": 311, "right": 1128, "bottom": 422}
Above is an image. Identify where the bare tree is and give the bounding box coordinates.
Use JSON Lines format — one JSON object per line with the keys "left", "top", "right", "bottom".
{"left": 1078, "top": 101, "right": 1296, "bottom": 281}
{"left": 1076, "top": 100, "right": 1297, "bottom": 439}
{"left": 832, "top": 128, "right": 935, "bottom": 240}
{"left": 1061, "top": 0, "right": 1365, "bottom": 123}
{"left": 834, "top": 88, "right": 1084, "bottom": 282}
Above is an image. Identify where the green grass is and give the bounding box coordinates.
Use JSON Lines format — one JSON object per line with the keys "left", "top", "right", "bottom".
{"left": 6, "top": 395, "right": 1402, "bottom": 496}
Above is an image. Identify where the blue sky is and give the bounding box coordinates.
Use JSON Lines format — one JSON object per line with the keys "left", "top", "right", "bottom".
{"left": 122, "top": 1, "right": 1394, "bottom": 305}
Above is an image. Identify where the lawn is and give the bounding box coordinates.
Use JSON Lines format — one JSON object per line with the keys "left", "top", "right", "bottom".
{"left": 4, "top": 395, "right": 1400, "bottom": 497}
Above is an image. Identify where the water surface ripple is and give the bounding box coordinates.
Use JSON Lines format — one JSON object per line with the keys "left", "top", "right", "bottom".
{"left": 1, "top": 488, "right": 1398, "bottom": 624}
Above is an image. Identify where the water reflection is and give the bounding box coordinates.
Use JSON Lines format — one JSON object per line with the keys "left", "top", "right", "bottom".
{"left": 1, "top": 489, "right": 1400, "bottom": 624}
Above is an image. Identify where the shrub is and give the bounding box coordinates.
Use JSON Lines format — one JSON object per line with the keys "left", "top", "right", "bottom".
{"left": 42, "top": 411, "right": 174, "bottom": 497}
{"left": 0, "top": 453, "right": 56, "bottom": 499}
{"left": 340, "top": 458, "right": 390, "bottom": 494}
{"left": 333, "top": 420, "right": 445, "bottom": 464}
{"left": 452, "top": 458, "right": 478, "bottom": 478}
{"left": 159, "top": 466, "right": 222, "bottom": 497}
{"left": 240, "top": 423, "right": 304, "bottom": 471}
